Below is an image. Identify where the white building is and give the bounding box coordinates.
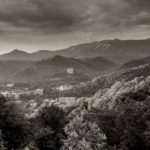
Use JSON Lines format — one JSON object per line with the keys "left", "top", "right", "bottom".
{"left": 56, "top": 85, "right": 73, "bottom": 91}
{"left": 6, "top": 83, "right": 14, "bottom": 88}
{"left": 1, "top": 91, "right": 11, "bottom": 97}
{"left": 34, "top": 89, "right": 43, "bottom": 95}
{"left": 66, "top": 68, "right": 74, "bottom": 75}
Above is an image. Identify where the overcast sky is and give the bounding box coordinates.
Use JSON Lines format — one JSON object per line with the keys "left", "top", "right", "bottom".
{"left": 0, "top": 0, "right": 150, "bottom": 54}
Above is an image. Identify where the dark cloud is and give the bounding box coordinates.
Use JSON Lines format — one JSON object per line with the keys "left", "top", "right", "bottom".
{"left": 0, "top": 0, "right": 149, "bottom": 53}
{"left": 0, "top": 0, "right": 88, "bottom": 34}
{"left": 0, "top": 0, "right": 150, "bottom": 34}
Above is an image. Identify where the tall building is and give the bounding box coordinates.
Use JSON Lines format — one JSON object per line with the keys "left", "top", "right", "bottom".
{"left": 66, "top": 68, "right": 74, "bottom": 75}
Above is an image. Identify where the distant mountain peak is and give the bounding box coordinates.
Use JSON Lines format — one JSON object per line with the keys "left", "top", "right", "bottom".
{"left": 11, "top": 49, "right": 28, "bottom": 54}
{"left": 38, "top": 55, "right": 69, "bottom": 65}
{"left": 49, "top": 55, "right": 71, "bottom": 62}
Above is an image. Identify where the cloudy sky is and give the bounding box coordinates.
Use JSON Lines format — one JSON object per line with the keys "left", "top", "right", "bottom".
{"left": 0, "top": 0, "right": 150, "bottom": 54}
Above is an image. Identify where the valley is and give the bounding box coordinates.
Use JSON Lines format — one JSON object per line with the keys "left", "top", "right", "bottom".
{"left": 0, "top": 0, "right": 150, "bottom": 149}
{"left": 0, "top": 38, "right": 150, "bottom": 150}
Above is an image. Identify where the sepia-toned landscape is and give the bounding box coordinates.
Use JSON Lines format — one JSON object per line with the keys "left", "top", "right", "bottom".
{"left": 0, "top": 0, "right": 150, "bottom": 150}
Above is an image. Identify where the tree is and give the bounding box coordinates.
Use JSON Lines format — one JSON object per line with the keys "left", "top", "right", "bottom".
{"left": 115, "top": 102, "right": 150, "bottom": 150}
{"left": 34, "top": 128, "right": 55, "bottom": 150}
{"left": 62, "top": 108, "right": 107, "bottom": 150}
{"left": 34, "top": 105, "right": 67, "bottom": 150}
{"left": 37, "top": 105, "right": 67, "bottom": 132}
{"left": 0, "top": 96, "right": 32, "bottom": 150}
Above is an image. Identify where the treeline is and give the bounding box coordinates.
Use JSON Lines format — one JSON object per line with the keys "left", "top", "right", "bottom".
{"left": 0, "top": 95, "right": 67, "bottom": 150}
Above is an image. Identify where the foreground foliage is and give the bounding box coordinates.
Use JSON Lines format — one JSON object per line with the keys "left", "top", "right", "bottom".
{"left": 62, "top": 104, "right": 106, "bottom": 150}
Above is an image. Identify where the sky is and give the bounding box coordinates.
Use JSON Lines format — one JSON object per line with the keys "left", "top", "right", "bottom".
{"left": 0, "top": 0, "right": 150, "bottom": 54}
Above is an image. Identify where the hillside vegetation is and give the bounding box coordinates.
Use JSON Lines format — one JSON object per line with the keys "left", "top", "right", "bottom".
{"left": 15, "top": 55, "right": 116, "bottom": 81}
{"left": 0, "top": 63, "right": 150, "bottom": 149}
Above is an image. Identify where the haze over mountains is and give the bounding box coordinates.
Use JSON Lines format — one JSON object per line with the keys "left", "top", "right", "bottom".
{"left": 0, "top": 61, "right": 34, "bottom": 81}
{"left": 0, "top": 49, "right": 52, "bottom": 61}
{"left": 15, "top": 55, "right": 116, "bottom": 81}
{"left": 0, "top": 38, "right": 150, "bottom": 63}
{"left": 0, "top": 38, "right": 150, "bottom": 82}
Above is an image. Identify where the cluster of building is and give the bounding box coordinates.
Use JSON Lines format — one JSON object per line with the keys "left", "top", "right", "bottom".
{"left": 0, "top": 88, "right": 43, "bottom": 99}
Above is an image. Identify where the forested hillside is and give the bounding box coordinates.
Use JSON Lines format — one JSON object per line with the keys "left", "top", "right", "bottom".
{"left": 0, "top": 63, "right": 150, "bottom": 150}
{"left": 15, "top": 55, "right": 116, "bottom": 81}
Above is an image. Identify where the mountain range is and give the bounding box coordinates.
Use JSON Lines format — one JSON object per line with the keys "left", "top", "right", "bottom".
{"left": 0, "top": 38, "right": 150, "bottom": 64}
{"left": 15, "top": 55, "right": 116, "bottom": 81}
{"left": 0, "top": 49, "right": 52, "bottom": 61}
{"left": 0, "top": 38, "right": 150, "bottom": 82}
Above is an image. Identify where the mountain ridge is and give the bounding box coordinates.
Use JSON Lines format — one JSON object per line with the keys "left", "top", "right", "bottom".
{"left": 15, "top": 55, "right": 117, "bottom": 81}
{"left": 0, "top": 38, "right": 150, "bottom": 63}
{"left": 120, "top": 56, "right": 150, "bottom": 70}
